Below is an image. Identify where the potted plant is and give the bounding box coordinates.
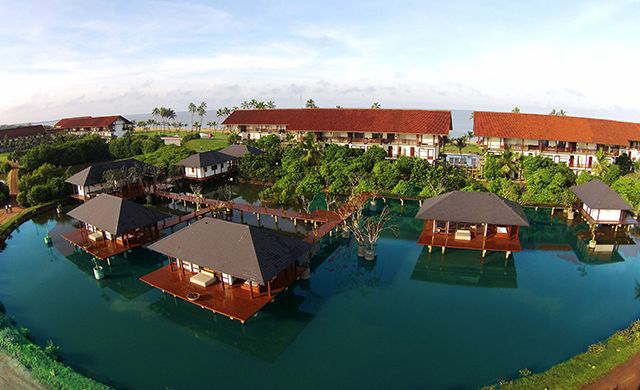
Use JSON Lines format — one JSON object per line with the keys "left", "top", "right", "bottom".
{"left": 93, "top": 259, "right": 105, "bottom": 280}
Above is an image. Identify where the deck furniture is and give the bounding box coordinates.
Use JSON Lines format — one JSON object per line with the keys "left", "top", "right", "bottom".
{"left": 88, "top": 231, "right": 103, "bottom": 241}
{"left": 190, "top": 271, "right": 216, "bottom": 287}
{"left": 454, "top": 229, "right": 471, "bottom": 241}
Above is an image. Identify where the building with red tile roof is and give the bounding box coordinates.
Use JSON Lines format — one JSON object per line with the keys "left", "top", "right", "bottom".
{"left": 474, "top": 111, "right": 640, "bottom": 171}
{"left": 55, "top": 115, "right": 132, "bottom": 138}
{"left": 223, "top": 108, "right": 452, "bottom": 160}
{"left": 0, "top": 124, "right": 57, "bottom": 140}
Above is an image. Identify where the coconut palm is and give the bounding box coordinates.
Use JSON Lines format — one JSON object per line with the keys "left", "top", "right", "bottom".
{"left": 593, "top": 148, "right": 610, "bottom": 176}
{"left": 207, "top": 121, "right": 217, "bottom": 130}
{"left": 266, "top": 100, "right": 276, "bottom": 109}
{"left": 512, "top": 106, "right": 521, "bottom": 113}
{"left": 371, "top": 102, "right": 381, "bottom": 109}
{"left": 305, "top": 99, "right": 318, "bottom": 108}
{"left": 454, "top": 136, "right": 467, "bottom": 160}
{"left": 188, "top": 102, "right": 197, "bottom": 131}
{"left": 498, "top": 145, "right": 518, "bottom": 178}
{"left": 197, "top": 102, "right": 207, "bottom": 131}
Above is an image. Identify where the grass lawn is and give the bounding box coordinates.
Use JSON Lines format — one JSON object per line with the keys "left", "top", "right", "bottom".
{"left": 184, "top": 135, "right": 229, "bottom": 152}
{"left": 486, "top": 320, "right": 640, "bottom": 389}
{"left": 443, "top": 142, "right": 484, "bottom": 155}
{"left": 0, "top": 153, "right": 9, "bottom": 163}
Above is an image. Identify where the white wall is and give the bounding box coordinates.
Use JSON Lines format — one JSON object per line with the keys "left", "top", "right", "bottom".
{"left": 184, "top": 161, "right": 231, "bottom": 179}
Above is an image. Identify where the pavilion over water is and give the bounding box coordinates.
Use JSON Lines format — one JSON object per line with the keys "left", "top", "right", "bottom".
{"left": 141, "top": 218, "right": 312, "bottom": 323}
{"left": 415, "top": 191, "right": 530, "bottom": 258}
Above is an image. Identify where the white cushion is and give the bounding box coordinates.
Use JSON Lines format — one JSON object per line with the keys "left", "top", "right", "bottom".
{"left": 190, "top": 272, "right": 216, "bottom": 287}
{"left": 454, "top": 229, "right": 472, "bottom": 241}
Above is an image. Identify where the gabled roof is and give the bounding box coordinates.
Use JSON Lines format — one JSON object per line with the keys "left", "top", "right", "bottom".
{"left": 0, "top": 124, "right": 57, "bottom": 139}
{"left": 65, "top": 159, "right": 147, "bottom": 187}
{"left": 67, "top": 194, "right": 166, "bottom": 235}
{"left": 148, "top": 218, "right": 312, "bottom": 284}
{"left": 55, "top": 115, "right": 131, "bottom": 129}
{"left": 218, "top": 144, "right": 264, "bottom": 158}
{"left": 474, "top": 111, "right": 640, "bottom": 146}
{"left": 222, "top": 108, "right": 452, "bottom": 135}
{"left": 176, "top": 151, "right": 238, "bottom": 168}
{"left": 415, "top": 191, "right": 530, "bottom": 226}
{"left": 570, "top": 179, "right": 633, "bottom": 210}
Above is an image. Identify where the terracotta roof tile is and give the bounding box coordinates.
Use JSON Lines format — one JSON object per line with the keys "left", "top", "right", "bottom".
{"left": 474, "top": 111, "right": 640, "bottom": 146}
{"left": 55, "top": 115, "right": 131, "bottom": 129}
{"left": 222, "top": 108, "right": 451, "bottom": 135}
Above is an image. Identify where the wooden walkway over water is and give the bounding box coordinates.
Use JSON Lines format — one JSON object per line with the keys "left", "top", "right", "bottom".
{"left": 148, "top": 188, "right": 371, "bottom": 244}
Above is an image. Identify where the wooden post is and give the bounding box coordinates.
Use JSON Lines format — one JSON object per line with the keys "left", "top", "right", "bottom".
{"left": 249, "top": 283, "right": 254, "bottom": 299}
{"left": 268, "top": 280, "right": 271, "bottom": 297}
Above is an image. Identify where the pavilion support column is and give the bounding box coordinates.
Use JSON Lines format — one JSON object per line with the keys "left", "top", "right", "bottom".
{"left": 268, "top": 281, "right": 272, "bottom": 297}
{"left": 179, "top": 259, "right": 185, "bottom": 278}
{"left": 249, "top": 284, "right": 254, "bottom": 299}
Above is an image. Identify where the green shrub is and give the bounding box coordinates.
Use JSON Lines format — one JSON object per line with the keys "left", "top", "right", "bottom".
{"left": 0, "top": 161, "right": 11, "bottom": 173}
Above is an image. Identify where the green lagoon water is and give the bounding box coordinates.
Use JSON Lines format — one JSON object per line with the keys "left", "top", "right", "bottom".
{"left": 0, "top": 196, "right": 639, "bottom": 389}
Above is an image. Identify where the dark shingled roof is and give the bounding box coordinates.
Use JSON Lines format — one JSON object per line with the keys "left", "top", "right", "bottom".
{"left": 65, "top": 159, "right": 147, "bottom": 187}
{"left": 148, "top": 218, "right": 312, "bottom": 284}
{"left": 218, "top": 144, "right": 264, "bottom": 158}
{"left": 176, "top": 151, "right": 238, "bottom": 168}
{"left": 415, "top": 191, "right": 530, "bottom": 226}
{"left": 570, "top": 179, "right": 633, "bottom": 210}
{"left": 67, "top": 194, "right": 166, "bottom": 235}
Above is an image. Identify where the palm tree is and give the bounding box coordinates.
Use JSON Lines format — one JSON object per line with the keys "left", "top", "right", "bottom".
{"left": 188, "top": 102, "right": 197, "bottom": 131}
{"left": 512, "top": 106, "right": 521, "bottom": 113}
{"left": 305, "top": 99, "right": 318, "bottom": 108}
{"left": 549, "top": 109, "right": 567, "bottom": 116}
{"left": 498, "top": 145, "right": 518, "bottom": 178}
{"left": 197, "top": 102, "right": 207, "bottom": 131}
{"left": 301, "top": 133, "right": 321, "bottom": 165}
{"left": 207, "top": 121, "right": 217, "bottom": 130}
{"left": 454, "top": 136, "right": 467, "bottom": 161}
{"left": 266, "top": 100, "right": 276, "bottom": 109}
{"left": 371, "top": 102, "right": 381, "bottom": 109}
{"left": 593, "top": 148, "right": 610, "bottom": 176}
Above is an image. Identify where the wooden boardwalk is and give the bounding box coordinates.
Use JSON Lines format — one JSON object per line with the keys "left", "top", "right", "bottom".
{"left": 149, "top": 188, "right": 371, "bottom": 244}
{"left": 60, "top": 228, "right": 152, "bottom": 260}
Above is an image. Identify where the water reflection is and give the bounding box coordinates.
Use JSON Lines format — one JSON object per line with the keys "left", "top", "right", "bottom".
{"left": 148, "top": 289, "right": 314, "bottom": 362}
{"left": 411, "top": 249, "right": 517, "bottom": 288}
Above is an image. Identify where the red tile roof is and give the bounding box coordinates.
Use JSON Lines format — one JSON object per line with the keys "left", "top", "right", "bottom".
{"left": 55, "top": 115, "right": 131, "bottom": 129}
{"left": 0, "top": 124, "right": 57, "bottom": 139}
{"left": 474, "top": 111, "right": 640, "bottom": 146}
{"left": 222, "top": 108, "right": 451, "bottom": 135}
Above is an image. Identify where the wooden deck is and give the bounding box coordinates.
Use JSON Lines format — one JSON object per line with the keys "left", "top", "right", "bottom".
{"left": 417, "top": 220, "right": 521, "bottom": 253}
{"left": 60, "top": 228, "right": 151, "bottom": 260}
{"left": 139, "top": 263, "right": 300, "bottom": 323}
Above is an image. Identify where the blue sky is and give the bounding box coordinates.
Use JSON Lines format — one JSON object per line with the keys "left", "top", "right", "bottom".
{"left": 1, "top": 0, "right": 639, "bottom": 124}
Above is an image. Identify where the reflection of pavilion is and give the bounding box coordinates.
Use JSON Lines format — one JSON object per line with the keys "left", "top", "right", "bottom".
{"left": 51, "top": 222, "right": 165, "bottom": 300}
{"left": 411, "top": 248, "right": 517, "bottom": 288}
{"left": 520, "top": 208, "right": 636, "bottom": 266}
{"left": 148, "top": 289, "right": 314, "bottom": 362}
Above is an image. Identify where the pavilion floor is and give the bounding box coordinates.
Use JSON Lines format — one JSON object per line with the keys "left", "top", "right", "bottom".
{"left": 60, "top": 228, "right": 150, "bottom": 260}
{"left": 417, "top": 221, "right": 521, "bottom": 253}
{"left": 139, "top": 263, "right": 300, "bottom": 323}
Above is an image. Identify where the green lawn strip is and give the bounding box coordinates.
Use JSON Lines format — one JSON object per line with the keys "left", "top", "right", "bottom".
{"left": 184, "top": 137, "right": 229, "bottom": 152}
{"left": 485, "top": 320, "right": 640, "bottom": 389}
{"left": 0, "top": 201, "right": 61, "bottom": 241}
{"left": 443, "top": 143, "right": 483, "bottom": 155}
{"left": 0, "top": 310, "right": 109, "bottom": 389}
{"left": 0, "top": 152, "right": 9, "bottom": 162}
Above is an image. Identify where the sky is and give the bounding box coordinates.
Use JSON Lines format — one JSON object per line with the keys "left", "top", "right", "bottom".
{"left": 1, "top": 0, "right": 640, "bottom": 124}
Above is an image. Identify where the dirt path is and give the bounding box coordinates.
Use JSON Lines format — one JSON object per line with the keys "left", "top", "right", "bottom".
{"left": 0, "top": 352, "right": 46, "bottom": 390}
{"left": 582, "top": 351, "right": 640, "bottom": 390}
{"left": 7, "top": 168, "right": 18, "bottom": 196}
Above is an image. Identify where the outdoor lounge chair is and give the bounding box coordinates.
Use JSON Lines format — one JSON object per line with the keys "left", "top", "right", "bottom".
{"left": 190, "top": 270, "right": 216, "bottom": 287}
{"left": 88, "top": 231, "right": 103, "bottom": 241}
{"left": 454, "top": 229, "right": 472, "bottom": 241}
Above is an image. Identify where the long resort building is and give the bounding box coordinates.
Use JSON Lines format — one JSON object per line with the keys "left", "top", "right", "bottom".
{"left": 55, "top": 115, "right": 132, "bottom": 138}
{"left": 415, "top": 191, "right": 530, "bottom": 258}
{"left": 141, "top": 218, "right": 312, "bottom": 323}
{"left": 474, "top": 111, "right": 640, "bottom": 171}
{"left": 222, "top": 108, "right": 452, "bottom": 160}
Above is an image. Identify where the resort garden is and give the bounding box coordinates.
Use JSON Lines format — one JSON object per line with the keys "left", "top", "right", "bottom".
{"left": 2, "top": 130, "right": 640, "bottom": 389}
